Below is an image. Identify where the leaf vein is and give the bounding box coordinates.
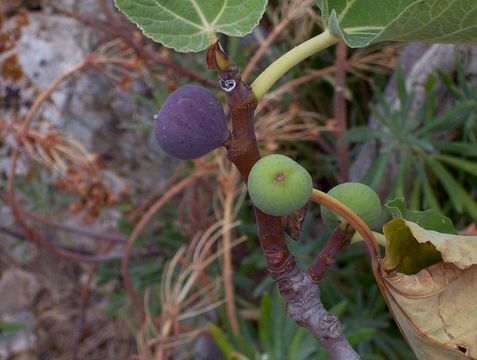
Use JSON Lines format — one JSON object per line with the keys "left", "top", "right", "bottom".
{"left": 389, "top": 0, "right": 458, "bottom": 40}
{"left": 151, "top": 0, "right": 205, "bottom": 30}
{"left": 188, "top": 0, "right": 210, "bottom": 27}
{"left": 212, "top": 0, "right": 228, "bottom": 26}
{"left": 338, "top": 0, "right": 358, "bottom": 22}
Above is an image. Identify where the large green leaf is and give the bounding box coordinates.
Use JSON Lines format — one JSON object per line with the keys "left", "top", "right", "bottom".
{"left": 114, "top": 0, "right": 267, "bottom": 52}
{"left": 317, "top": 0, "right": 477, "bottom": 47}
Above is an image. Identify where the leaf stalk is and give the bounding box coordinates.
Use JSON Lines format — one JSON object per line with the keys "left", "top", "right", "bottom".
{"left": 251, "top": 28, "right": 339, "bottom": 99}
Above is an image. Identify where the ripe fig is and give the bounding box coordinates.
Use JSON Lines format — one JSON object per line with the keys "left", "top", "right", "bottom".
{"left": 320, "top": 182, "right": 382, "bottom": 227}
{"left": 154, "top": 85, "right": 228, "bottom": 160}
{"left": 247, "top": 154, "right": 313, "bottom": 217}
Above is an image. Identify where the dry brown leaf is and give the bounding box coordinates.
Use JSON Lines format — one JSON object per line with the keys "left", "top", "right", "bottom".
{"left": 384, "top": 263, "right": 477, "bottom": 359}
{"left": 405, "top": 220, "right": 477, "bottom": 270}
{"left": 380, "top": 221, "right": 477, "bottom": 359}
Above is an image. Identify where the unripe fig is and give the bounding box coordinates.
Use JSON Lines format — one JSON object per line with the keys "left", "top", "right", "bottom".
{"left": 154, "top": 85, "right": 228, "bottom": 160}
{"left": 320, "top": 182, "right": 382, "bottom": 227}
{"left": 247, "top": 154, "right": 313, "bottom": 216}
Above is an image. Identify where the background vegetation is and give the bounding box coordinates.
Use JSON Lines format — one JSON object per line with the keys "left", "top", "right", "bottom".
{"left": 0, "top": 0, "right": 475, "bottom": 359}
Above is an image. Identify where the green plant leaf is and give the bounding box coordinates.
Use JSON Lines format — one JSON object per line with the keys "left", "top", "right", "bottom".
{"left": 0, "top": 322, "right": 25, "bottom": 332}
{"left": 435, "top": 154, "right": 477, "bottom": 177}
{"left": 209, "top": 322, "right": 238, "bottom": 359}
{"left": 416, "top": 159, "right": 441, "bottom": 211}
{"left": 416, "top": 100, "right": 475, "bottom": 136}
{"left": 258, "top": 292, "right": 272, "bottom": 355}
{"left": 432, "top": 140, "right": 477, "bottom": 156}
{"left": 426, "top": 156, "right": 477, "bottom": 221}
{"left": 360, "top": 147, "right": 394, "bottom": 190}
{"left": 344, "top": 126, "right": 388, "bottom": 143}
{"left": 114, "top": 0, "right": 267, "bottom": 52}
{"left": 317, "top": 0, "right": 477, "bottom": 48}
{"left": 347, "top": 327, "right": 376, "bottom": 346}
{"left": 386, "top": 198, "right": 457, "bottom": 234}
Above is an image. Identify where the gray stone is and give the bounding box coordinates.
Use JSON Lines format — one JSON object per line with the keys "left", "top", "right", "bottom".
{"left": 0, "top": 268, "right": 41, "bottom": 314}
{"left": 0, "top": 310, "right": 37, "bottom": 360}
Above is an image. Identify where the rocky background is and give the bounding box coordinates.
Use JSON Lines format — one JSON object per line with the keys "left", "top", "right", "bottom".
{"left": 1, "top": 1, "right": 166, "bottom": 358}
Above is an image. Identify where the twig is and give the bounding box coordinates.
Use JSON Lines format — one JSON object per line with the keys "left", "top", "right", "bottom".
{"left": 21, "top": 60, "right": 89, "bottom": 133}
{"left": 209, "top": 46, "right": 359, "bottom": 360}
{"left": 310, "top": 189, "right": 381, "bottom": 274}
{"left": 127, "top": 164, "right": 186, "bottom": 223}
{"left": 0, "top": 226, "right": 24, "bottom": 240}
{"left": 72, "top": 267, "right": 96, "bottom": 360}
{"left": 0, "top": 217, "right": 166, "bottom": 263}
{"left": 262, "top": 45, "right": 399, "bottom": 104}
{"left": 221, "top": 171, "right": 239, "bottom": 334}
{"left": 242, "top": 17, "right": 293, "bottom": 82}
{"left": 121, "top": 169, "right": 215, "bottom": 323}
{"left": 307, "top": 224, "right": 354, "bottom": 282}
{"left": 242, "top": 0, "right": 315, "bottom": 82}
{"left": 334, "top": 42, "right": 349, "bottom": 182}
{"left": 6, "top": 146, "right": 81, "bottom": 261}
{"left": 0, "top": 197, "right": 127, "bottom": 243}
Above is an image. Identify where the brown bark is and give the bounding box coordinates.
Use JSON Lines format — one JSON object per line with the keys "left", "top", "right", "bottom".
{"left": 210, "top": 45, "right": 359, "bottom": 360}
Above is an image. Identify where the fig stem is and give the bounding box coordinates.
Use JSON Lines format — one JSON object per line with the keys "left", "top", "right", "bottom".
{"left": 311, "top": 188, "right": 382, "bottom": 274}
{"left": 351, "top": 231, "right": 386, "bottom": 247}
{"left": 210, "top": 44, "right": 359, "bottom": 360}
{"left": 307, "top": 225, "right": 354, "bottom": 283}
{"left": 251, "top": 28, "right": 339, "bottom": 100}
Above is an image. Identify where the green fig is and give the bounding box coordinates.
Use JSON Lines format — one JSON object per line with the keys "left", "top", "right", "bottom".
{"left": 320, "top": 182, "right": 382, "bottom": 227}
{"left": 247, "top": 154, "right": 312, "bottom": 216}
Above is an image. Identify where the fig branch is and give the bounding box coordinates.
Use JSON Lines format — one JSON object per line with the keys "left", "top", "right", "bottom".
{"left": 311, "top": 189, "right": 382, "bottom": 276}
{"left": 208, "top": 45, "right": 359, "bottom": 360}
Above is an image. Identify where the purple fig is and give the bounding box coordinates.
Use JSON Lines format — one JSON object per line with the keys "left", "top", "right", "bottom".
{"left": 154, "top": 85, "right": 228, "bottom": 160}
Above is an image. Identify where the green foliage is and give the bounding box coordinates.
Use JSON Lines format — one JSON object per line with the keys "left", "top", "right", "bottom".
{"left": 210, "top": 291, "right": 324, "bottom": 360}
{"left": 215, "top": 217, "right": 414, "bottom": 359}
{"left": 346, "top": 67, "right": 477, "bottom": 223}
{"left": 113, "top": 0, "right": 267, "bottom": 52}
{"left": 438, "top": 60, "right": 477, "bottom": 141}
{"left": 0, "top": 322, "right": 25, "bottom": 341}
{"left": 386, "top": 198, "right": 457, "bottom": 234}
{"left": 318, "top": 0, "right": 477, "bottom": 47}
{"left": 95, "top": 216, "right": 188, "bottom": 317}
{"left": 211, "top": 274, "right": 414, "bottom": 359}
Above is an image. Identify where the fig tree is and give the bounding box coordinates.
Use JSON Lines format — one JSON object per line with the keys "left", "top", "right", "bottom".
{"left": 247, "top": 154, "right": 312, "bottom": 216}
{"left": 320, "top": 182, "right": 382, "bottom": 227}
{"left": 154, "top": 85, "right": 229, "bottom": 160}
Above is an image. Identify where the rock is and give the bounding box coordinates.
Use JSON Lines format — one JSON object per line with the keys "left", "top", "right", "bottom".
{"left": 0, "top": 311, "right": 37, "bottom": 359}
{"left": 0, "top": 10, "right": 170, "bottom": 192}
{"left": 0, "top": 4, "right": 175, "bottom": 237}
{"left": 43, "top": 0, "right": 104, "bottom": 18}
{"left": 0, "top": 12, "right": 95, "bottom": 178}
{"left": 192, "top": 335, "right": 224, "bottom": 360}
{"left": 0, "top": 268, "right": 41, "bottom": 314}
{"left": 9, "top": 353, "right": 37, "bottom": 360}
